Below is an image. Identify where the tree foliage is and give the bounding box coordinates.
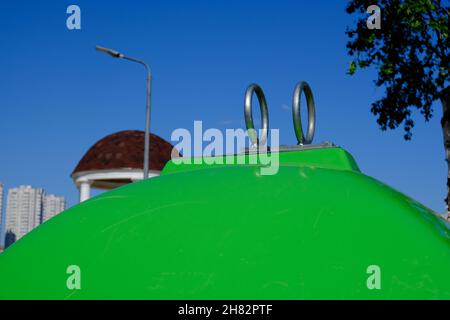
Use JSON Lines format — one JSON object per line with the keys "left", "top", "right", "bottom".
{"left": 346, "top": 0, "right": 450, "bottom": 139}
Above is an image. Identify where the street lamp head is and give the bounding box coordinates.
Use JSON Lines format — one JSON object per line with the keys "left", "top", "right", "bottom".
{"left": 95, "top": 45, "right": 123, "bottom": 58}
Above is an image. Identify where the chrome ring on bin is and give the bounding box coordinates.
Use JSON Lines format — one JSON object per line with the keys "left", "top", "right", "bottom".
{"left": 292, "top": 81, "right": 316, "bottom": 145}
{"left": 244, "top": 83, "right": 269, "bottom": 147}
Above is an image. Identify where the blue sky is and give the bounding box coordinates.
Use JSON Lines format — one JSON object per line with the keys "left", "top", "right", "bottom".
{"left": 0, "top": 1, "right": 447, "bottom": 237}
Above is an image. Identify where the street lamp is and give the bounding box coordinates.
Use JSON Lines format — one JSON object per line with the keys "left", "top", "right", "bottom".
{"left": 95, "top": 45, "right": 152, "bottom": 179}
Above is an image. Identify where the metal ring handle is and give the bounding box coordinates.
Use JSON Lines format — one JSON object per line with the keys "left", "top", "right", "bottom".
{"left": 244, "top": 84, "right": 269, "bottom": 146}
{"left": 292, "top": 81, "right": 316, "bottom": 145}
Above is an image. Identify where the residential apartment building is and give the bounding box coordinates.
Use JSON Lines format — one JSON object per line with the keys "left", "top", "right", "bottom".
{"left": 5, "top": 186, "right": 44, "bottom": 241}
{"left": 0, "top": 183, "right": 3, "bottom": 231}
{"left": 42, "top": 194, "right": 66, "bottom": 223}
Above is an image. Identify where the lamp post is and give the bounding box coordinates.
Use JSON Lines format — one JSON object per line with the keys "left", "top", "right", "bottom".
{"left": 95, "top": 45, "right": 152, "bottom": 179}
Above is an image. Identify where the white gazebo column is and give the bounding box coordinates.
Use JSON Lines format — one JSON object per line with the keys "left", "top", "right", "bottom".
{"left": 79, "top": 181, "right": 92, "bottom": 203}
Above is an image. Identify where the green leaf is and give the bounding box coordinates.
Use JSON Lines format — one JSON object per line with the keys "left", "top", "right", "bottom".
{"left": 348, "top": 61, "right": 357, "bottom": 75}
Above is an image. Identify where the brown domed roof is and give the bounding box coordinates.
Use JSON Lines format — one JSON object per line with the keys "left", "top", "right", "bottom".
{"left": 72, "top": 130, "right": 177, "bottom": 175}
